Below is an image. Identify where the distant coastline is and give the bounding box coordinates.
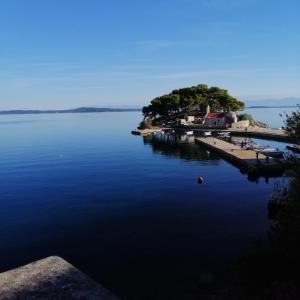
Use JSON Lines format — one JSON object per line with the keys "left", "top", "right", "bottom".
{"left": 0, "top": 107, "right": 141, "bottom": 115}
{"left": 246, "top": 105, "right": 299, "bottom": 109}
{"left": 0, "top": 105, "right": 298, "bottom": 116}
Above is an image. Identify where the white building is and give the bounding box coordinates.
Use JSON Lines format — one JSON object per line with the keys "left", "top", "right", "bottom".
{"left": 204, "top": 112, "right": 226, "bottom": 126}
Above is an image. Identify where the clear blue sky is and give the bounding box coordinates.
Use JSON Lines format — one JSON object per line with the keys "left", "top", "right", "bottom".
{"left": 0, "top": 0, "right": 299, "bottom": 109}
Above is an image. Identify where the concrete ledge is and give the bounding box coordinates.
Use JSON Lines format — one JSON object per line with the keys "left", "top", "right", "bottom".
{"left": 195, "top": 137, "right": 286, "bottom": 177}
{"left": 0, "top": 256, "right": 120, "bottom": 300}
{"left": 131, "top": 128, "right": 164, "bottom": 136}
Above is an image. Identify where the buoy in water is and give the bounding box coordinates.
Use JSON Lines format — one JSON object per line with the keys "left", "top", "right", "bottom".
{"left": 197, "top": 176, "right": 204, "bottom": 184}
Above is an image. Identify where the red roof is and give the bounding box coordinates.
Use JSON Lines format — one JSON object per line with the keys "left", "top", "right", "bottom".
{"left": 206, "top": 112, "right": 225, "bottom": 119}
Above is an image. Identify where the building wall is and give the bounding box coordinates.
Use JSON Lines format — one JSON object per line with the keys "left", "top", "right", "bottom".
{"left": 187, "top": 116, "right": 195, "bottom": 122}
{"left": 204, "top": 117, "right": 225, "bottom": 126}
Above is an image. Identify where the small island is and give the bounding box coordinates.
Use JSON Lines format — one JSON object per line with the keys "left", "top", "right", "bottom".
{"left": 132, "top": 84, "right": 296, "bottom": 179}
{"left": 134, "top": 84, "right": 267, "bottom": 134}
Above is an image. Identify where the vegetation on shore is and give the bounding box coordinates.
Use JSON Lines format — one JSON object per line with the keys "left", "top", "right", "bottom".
{"left": 138, "top": 119, "right": 155, "bottom": 129}
{"left": 282, "top": 109, "right": 300, "bottom": 142}
{"left": 233, "top": 174, "right": 300, "bottom": 299}
{"left": 231, "top": 108, "right": 300, "bottom": 297}
{"left": 142, "top": 84, "right": 244, "bottom": 121}
{"left": 238, "top": 113, "right": 254, "bottom": 124}
{"left": 238, "top": 113, "right": 267, "bottom": 127}
{"left": 142, "top": 130, "right": 300, "bottom": 298}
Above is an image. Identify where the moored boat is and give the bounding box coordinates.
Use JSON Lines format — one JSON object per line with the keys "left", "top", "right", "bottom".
{"left": 203, "top": 131, "right": 212, "bottom": 137}
{"left": 257, "top": 148, "right": 284, "bottom": 158}
{"left": 246, "top": 142, "right": 265, "bottom": 151}
{"left": 286, "top": 145, "right": 300, "bottom": 154}
{"left": 217, "top": 132, "right": 230, "bottom": 138}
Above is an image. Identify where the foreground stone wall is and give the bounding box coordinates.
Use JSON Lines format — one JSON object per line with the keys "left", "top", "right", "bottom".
{"left": 231, "top": 120, "right": 250, "bottom": 128}
{"left": 0, "top": 256, "right": 120, "bottom": 300}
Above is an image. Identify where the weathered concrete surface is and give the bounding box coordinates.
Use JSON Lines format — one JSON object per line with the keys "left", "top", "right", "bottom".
{"left": 0, "top": 256, "right": 120, "bottom": 300}
{"left": 195, "top": 137, "right": 287, "bottom": 176}
{"left": 131, "top": 127, "right": 164, "bottom": 136}
{"left": 133, "top": 125, "right": 293, "bottom": 141}
{"left": 227, "top": 126, "right": 292, "bottom": 142}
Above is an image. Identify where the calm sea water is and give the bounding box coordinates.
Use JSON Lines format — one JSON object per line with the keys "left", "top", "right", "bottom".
{"left": 0, "top": 109, "right": 292, "bottom": 299}
{"left": 245, "top": 106, "right": 297, "bottom": 128}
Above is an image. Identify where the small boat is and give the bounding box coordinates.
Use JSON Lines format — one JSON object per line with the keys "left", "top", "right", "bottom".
{"left": 186, "top": 130, "right": 194, "bottom": 136}
{"left": 246, "top": 142, "right": 265, "bottom": 151}
{"left": 286, "top": 145, "right": 300, "bottom": 153}
{"left": 217, "top": 132, "right": 230, "bottom": 138}
{"left": 203, "top": 131, "right": 212, "bottom": 137}
{"left": 257, "top": 148, "right": 284, "bottom": 158}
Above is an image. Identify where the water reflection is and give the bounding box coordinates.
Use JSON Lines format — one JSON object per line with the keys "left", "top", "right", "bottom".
{"left": 144, "top": 133, "right": 300, "bottom": 298}
{"left": 143, "top": 133, "right": 285, "bottom": 182}
{"left": 143, "top": 133, "right": 220, "bottom": 162}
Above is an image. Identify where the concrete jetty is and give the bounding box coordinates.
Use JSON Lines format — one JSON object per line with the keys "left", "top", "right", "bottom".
{"left": 0, "top": 256, "right": 120, "bottom": 300}
{"left": 226, "top": 127, "right": 292, "bottom": 142}
{"left": 132, "top": 126, "right": 293, "bottom": 142}
{"left": 131, "top": 127, "right": 174, "bottom": 136}
{"left": 195, "top": 137, "right": 287, "bottom": 176}
{"left": 131, "top": 128, "right": 164, "bottom": 136}
{"left": 189, "top": 127, "right": 292, "bottom": 142}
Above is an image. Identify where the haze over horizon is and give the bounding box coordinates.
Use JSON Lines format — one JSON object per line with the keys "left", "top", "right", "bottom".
{"left": 0, "top": 97, "right": 299, "bottom": 112}
{"left": 0, "top": 0, "right": 299, "bottom": 110}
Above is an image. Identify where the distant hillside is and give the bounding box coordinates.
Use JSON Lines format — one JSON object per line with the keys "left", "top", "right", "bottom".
{"left": 0, "top": 107, "right": 141, "bottom": 115}
{"left": 245, "top": 97, "right": 300, "bottom": 108}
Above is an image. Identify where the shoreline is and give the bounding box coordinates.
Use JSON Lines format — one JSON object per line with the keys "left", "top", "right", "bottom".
{"left": 132, "top": 126, "right": 294, "bottom": 142}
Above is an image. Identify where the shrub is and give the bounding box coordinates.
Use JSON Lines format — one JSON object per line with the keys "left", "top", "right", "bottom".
{"left": 138, "top": 119, "right": 153, "bottom": 129}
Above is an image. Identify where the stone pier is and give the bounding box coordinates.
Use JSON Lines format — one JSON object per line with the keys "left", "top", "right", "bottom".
{"left": 0, "top": 256, "right": 120, "bottom": 300}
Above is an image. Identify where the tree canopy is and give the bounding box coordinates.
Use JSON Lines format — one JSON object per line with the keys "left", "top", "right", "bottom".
{"left": 142, "top": 84, "right": 244, "bottom": 120}
{"left": 282, "top": 109, "right": 300, "bottom": 142}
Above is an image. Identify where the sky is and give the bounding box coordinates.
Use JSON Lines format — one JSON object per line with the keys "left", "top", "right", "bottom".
{"left": 0, "top": 0, "right": 299, "bottom": 109}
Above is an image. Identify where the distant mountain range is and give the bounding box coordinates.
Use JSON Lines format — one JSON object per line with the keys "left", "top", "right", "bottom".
{"left": 1, "top": 98, "right": 299, "bottom": 115}
{"left": 0, "top": 107, "right": 141, "bottom": 115}
{"left": 245, "top": 97, "right": 300, "bottom": 108}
